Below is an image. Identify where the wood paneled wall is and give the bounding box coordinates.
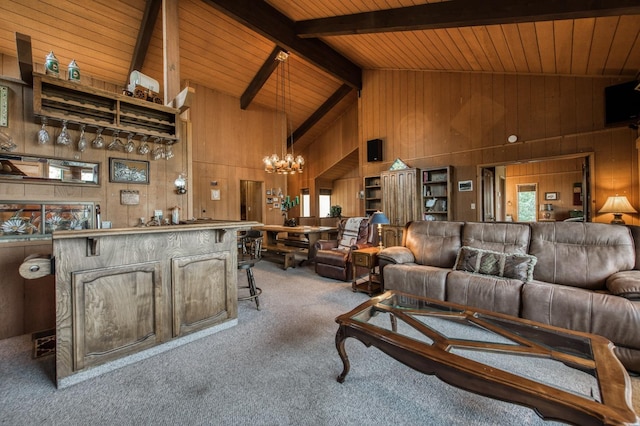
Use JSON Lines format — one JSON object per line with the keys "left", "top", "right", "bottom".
{"left": 0, "top": 53, "right": 188, "bottom": 339}
{"left": 505, "top": 157, "right": 585, "bottom": 221}
{"left": 351, "top": 69, "right": 638, "bottom": 224}
{"left": 188, "top": 82, "right": 288, "bottom": 225}
{"left": 292, "top": 103, "right": 360, "bottom": 218}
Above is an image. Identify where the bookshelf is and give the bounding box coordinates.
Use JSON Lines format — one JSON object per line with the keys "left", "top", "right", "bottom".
{"left": 422, "top": 166, "right": 452, "bottom": 221}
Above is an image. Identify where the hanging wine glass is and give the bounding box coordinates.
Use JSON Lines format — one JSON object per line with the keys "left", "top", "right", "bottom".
{"left": 92, "top": 127, "right": 104, "bottom": 148}
{"left": 77, "top": 124, "right": 87, "bottom": 152}
{"left": 124, "top": 133, "right": 135, "bottom": 153}
{"left": 37, "top": 117, "right": 50, "bottom": 145}
{"left": 165, "top": 144, "right": 174, "bottom": 160}
{"left": 137, "top": 135, "right": 150, "bottom": 155}
{"left": 151, "top": 137, "right": 164, "bottom": 160}
{"left": 107, "top": 130, "right": 121, "bottom": 150}
{"left": 56, "top": 120, "right": 71, "bottom": 145}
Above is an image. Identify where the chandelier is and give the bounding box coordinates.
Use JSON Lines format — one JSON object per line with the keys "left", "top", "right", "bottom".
{"left": 263, "top": 51, "right": 304, "bottom": 174}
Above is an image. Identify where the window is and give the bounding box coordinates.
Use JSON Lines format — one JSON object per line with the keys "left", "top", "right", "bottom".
{"left": 301, "top": 188, "right": 310, "bottom": 217}
{"left": 517, "top": 184, "right": 537, "bottom": 222}
{"left": 319, "top": 189, "right": 331, "bottom": 217}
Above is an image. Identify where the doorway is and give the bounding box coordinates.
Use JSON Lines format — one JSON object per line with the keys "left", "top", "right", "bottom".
{"left": 240, "top": 180, "right": 263, "bottom": 222}
{"left": 479, "top": 153, "right": 592, "bottom": 223}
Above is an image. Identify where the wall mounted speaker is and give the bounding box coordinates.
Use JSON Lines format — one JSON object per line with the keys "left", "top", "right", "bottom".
{"left": 367, "top": 139, "right": 383, "bottom": 162}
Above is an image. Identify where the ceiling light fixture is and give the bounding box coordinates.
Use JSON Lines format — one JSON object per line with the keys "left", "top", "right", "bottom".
{"left": 263, "top": 51, "right": 304, "bottom": 174}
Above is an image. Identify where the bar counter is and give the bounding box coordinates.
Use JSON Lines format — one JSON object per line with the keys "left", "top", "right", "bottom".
{"left": 27, "top": 221, "right": 259, "bottom": 388}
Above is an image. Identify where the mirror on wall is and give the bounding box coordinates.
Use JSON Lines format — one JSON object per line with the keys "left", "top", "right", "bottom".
{"left": 0, "top": 153, "right": 99, "bottom": 185}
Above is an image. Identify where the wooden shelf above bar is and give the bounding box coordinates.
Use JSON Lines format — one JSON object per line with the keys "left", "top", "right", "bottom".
{"left": 33, "top": 73, "right": 180, "bottom": 143}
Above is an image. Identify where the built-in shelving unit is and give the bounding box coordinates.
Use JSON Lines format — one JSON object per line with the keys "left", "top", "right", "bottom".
{"left": 422, "top": 166, "right": 452, "bottom": 221}
{"left": 32, "top": 73, "right": 179, "bottom": 144}
{"left": 364, "top": 175, "right": 382, "bottom": 216}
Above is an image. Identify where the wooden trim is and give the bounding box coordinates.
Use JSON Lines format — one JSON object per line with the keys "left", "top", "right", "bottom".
{"left": 202, "top": 0, "right": 362, "bottom": 90}
{"left": 296, "top": 0, "right": 640, "bottom": 37}
{"left": 127, "top": 0, "right": 162, "bottom": 87}
{"left": 289, "top": 84, "right": 352, "bottom": 146}
{"left": 241, "top": 46, "right": 286, "bottom": 110}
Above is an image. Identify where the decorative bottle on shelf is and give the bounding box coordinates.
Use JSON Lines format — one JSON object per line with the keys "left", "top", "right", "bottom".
{"left": 45, "top": 51, "right": 59, "bottom": 77}
{"left": 67, "top": 59, "right": 80, "bottom": 82}
{"left": 95, "top": 205, "right": 101, "bottom": 229}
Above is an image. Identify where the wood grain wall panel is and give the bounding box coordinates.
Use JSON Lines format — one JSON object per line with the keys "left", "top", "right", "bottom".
{"left": 588, "top": 17, "right": 620, "bottom": 75}
{"left": 353, "top": 69, "right": 638, "bottom": 225}
{"left": 332, "top": 177, "right": 360, "bottom": 217}
{"left": 0, "top": 69, "right": 189, "bottom": 339}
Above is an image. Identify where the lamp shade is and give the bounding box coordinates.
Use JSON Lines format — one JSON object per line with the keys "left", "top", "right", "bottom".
{"left": 599, "top": 195, "right": 637, "bottom": 224}
{"left": 598, "top": 196, "right": 637, "bottom": 214}
{"left": 370, "top": 211, "right": 390, "bottom": 225}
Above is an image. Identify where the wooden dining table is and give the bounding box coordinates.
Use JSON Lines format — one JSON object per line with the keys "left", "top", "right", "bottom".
{"left": 253, "top": 225, "right": 338, "bottom": 261}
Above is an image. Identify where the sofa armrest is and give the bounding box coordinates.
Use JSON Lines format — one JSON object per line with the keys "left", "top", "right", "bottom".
{"left": 378, "top": 246, "right": 415, "bottom": 265}
{"left": 315, "top": 240, "right": 338, "bottom": 251}
{"left": 606, "top": 271, "right": 640, "bottom": 300}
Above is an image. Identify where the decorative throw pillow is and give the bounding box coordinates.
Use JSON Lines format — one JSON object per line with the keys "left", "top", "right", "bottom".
{"left": 453, "top": 246, "right": 537, "bottom": 282}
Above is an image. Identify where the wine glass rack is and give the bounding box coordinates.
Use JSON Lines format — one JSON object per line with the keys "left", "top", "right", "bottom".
{"left": 32, "top": 73, "right": 179, "bottom": 144}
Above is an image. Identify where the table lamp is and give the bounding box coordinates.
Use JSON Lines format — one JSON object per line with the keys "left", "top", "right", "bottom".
{"left": 370, "top": 211, "right": 390, "bottom": 250}
{"left": 539, "top": 203, "right": 554, "bottom": 220}
{"left": 598, "top": 195, "right": 637, "bottom": 224}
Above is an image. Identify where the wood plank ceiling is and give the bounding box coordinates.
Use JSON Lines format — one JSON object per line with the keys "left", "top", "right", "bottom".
{"left": 0, "top": 0, "right": 639, "bottom": 151}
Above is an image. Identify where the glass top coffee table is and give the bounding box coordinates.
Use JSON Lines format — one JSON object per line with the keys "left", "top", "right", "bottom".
{"left": 335, "top": 291, "right": 639, "bottom": 425}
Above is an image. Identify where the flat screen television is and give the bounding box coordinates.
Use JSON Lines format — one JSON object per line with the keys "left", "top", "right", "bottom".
{"left": 605, "top": 80, "right": 640, "bottom": 126}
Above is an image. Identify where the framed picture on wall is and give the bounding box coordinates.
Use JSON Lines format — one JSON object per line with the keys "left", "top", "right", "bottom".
{"left": 458, "top": 180, "right": 473, "bottom": 192}
{"left": 545, "top": 192, "right": 558, "bottom": 200}
{"left": 109, "top": 158, "right": 149, "bottom": 184}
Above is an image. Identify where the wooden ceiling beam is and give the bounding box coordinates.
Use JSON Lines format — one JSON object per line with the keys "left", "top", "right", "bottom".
{"left": 296, "top": 0, "right": 640, "bottom": 37}
{"left": 288, "top": 84, "right": 352, "bottom": 147}
{"left": 126, "top": 0, "right": 162, "bottom": 88}
{"left": 201, "top": 0, "right": 362, "bottom": 90}
{"left": 15, "top": 33, "right": 33, "bottom": 86}
{"left": 241, "top": 46, "right": 286, "bottom": 110}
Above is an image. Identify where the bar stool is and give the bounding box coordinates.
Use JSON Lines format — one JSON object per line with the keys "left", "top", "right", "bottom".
{"left": 238, "top": 231, "right": 263, "bottom": 310}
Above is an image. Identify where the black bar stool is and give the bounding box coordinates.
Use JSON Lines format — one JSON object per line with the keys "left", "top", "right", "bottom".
{"left": 238, "top": 231, "right": 263, "bottom": 310}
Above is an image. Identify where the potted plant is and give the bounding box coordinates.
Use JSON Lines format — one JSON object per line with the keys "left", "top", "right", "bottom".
{"left": 330, "top": 205, "right": 342, "bottom": 218}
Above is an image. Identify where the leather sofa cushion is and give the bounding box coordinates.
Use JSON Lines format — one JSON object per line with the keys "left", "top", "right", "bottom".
{"left": 522, "top": 281, "right": 640, "bottom": 350}
{"left": 446, "top": 270, "right": 523, "bottom": 317}
{"left": 607, "top": 271, "right": 640, "bottom": 300}
{"left": 404, "top": 221, "right": 464, "bottom": 268}
{"left": 453, "top": 246, "right": 537, "bottom": 282}
{"left": 383, "top": 264, "right": 447, "bottom": 300}
{"left": 462, "top": 222, "right": 530, "bottom": 254}
{"left": 529, "top": 222, "right": 635, "bottom": 290}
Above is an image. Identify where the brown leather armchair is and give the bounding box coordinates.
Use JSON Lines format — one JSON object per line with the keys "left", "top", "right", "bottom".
{"left": 314, "top": 217, "right": 372, "bottom": 281}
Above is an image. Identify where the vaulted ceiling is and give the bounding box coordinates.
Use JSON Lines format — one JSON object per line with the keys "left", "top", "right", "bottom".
{"left": 1, "top": 0, "right": 639, "bottom": 150}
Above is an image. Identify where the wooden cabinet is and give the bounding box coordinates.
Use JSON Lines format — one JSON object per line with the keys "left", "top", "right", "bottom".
{"left": 172, "top": 252, "right": 233, "bottom": 337}
{"left": 382, "top": 225, "right": 405, "bottom": 247}
{"left": 352, "top": 247, "right": 382, "bottom": 296}
{"left": 47, "top": 222, "right": 255, "bottom": 388}
{"left": 33, "top": 73, "right": 179, "bottom": 144}
{"left": 72, "top": 261, "right": 163, "bottom": 371}
{"left": 364, "top": 175, "right": 382, "bottom": 216}
{"left": 381, "top": 168, "right": 422, "bottom": 227}
{"left": 422, "top": 166, "right": 452, "bottom": 221}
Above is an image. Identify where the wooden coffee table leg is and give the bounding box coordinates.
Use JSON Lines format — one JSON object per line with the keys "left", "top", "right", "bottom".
{"left": 335, "top": 326, "right": 350, "bottom": 383}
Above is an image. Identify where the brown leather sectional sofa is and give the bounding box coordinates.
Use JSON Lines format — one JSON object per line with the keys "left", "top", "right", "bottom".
{"left": 378, "top": 221, "right": 640, "bottom": 372}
